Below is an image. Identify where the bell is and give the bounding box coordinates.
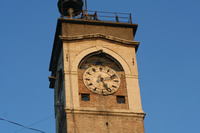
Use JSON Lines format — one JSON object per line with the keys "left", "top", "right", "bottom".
{"left": 58, "top": 0, "right": 84, "bottom": 16}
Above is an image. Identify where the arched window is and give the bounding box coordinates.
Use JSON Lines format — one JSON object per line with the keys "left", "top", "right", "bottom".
{"left": 78, "top": 50, "right": 124, "bottom": 71}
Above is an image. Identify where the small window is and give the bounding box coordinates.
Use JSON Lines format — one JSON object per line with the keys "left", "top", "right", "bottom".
{"left": 81, "top": 94, "right": 90, "bottom": 101}
{"left": 117, "top": 96, "right": 125, "bottom": 104}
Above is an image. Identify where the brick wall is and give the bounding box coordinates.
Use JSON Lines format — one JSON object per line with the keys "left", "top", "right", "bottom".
{"left": 66, "top": 112, "right": 145, "bottom": 133}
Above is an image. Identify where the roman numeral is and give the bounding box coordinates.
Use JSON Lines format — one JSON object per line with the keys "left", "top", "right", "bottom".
{"left": 88, "top": 83, "right": 93, "bottom": 86}
{"left": 107, "top": 88, "right": 112, "bottom": 92}
{"left": 111, "top": 74, "right": 116, "bottom": 79}
{"left": 85, "top": 78, "right": 90, "bottom": 81}
{"left": 112, "top": 85, "right": 117, "bottom": 88}
{"left": 87, "top": 72, "right": 91, "bottom": 75}
{"left": 114, "top": 80, "right": 119, "bottom": 82}
{"left": 93, "top": 87, "right": 97, "bottom": 91}
{"left": 99, "top": 67, "right": 103, "bottom": 71}
{"left": 107, "top": 69, "right": 110, "bottom": 73}
{"left": 92, "top": 68, "right": 96, "bottom": 72}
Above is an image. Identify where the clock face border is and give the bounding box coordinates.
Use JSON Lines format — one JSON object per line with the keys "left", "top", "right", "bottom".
{"left": 83, "top": 65, "right": 121, "bottom": 95}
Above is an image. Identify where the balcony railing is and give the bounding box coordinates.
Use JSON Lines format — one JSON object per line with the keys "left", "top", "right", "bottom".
{"left": 60, "top": 10, "right": 133, "bottom": 24}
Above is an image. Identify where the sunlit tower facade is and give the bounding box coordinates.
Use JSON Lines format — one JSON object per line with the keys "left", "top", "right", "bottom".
{"left": 49, "top": 0, "right": 145, "bottom": 132}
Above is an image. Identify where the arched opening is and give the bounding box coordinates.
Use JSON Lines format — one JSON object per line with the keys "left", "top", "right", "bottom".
{"left": 78, "top": 50, "right": 124, "bottom": 71}
{"left": 77, "top": 50, "right": 128, "bottom": 109}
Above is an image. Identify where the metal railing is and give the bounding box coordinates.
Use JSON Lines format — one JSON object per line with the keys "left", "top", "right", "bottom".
{"left": 60, "top": 10, "right": 133, "bottom": 24}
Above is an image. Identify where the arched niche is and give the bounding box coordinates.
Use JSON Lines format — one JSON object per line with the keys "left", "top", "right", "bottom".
{"left": 78, "top": 50, "right": 123, "bottom": 71}
{"left": 71, "top": 46, "right": 131, "bottom": 75}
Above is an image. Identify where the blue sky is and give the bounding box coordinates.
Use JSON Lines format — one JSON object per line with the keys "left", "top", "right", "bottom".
{"left": 0, "top": 0, "right": 200, "bottom": 133}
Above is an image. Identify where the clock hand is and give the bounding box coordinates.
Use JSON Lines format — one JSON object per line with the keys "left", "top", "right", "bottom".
{"left": 97, "top": 75, "right": 103, "bottom": 83}
{"left": 102, "top": 75, "right": 116, "bottom": 81}
{"left": 103, "top": 82, "right": 111, "bottom": 92}
{"left": 103, "top": 77, "right": 111, "bottom": 81}
{"left": 100, "top": 77, "right": 111, "bottom": 92}
{"left": 102, "top": 74, "right": 115, "bottom": 81}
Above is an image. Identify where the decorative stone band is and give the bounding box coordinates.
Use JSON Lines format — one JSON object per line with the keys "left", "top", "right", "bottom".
{"left": 59, "top": 33, "right": 140, "bottom": 49}
{"left": 126, "top": 74, "right": 139, "bottom": 79}
{"left": 63, "top": 72, "right": 139, "bottom": 78}
{"left": 64, "top": 71, "right": 78, "bottom": 75}
{"left": 65, "top": 108, "right": 146, "bottom": 118}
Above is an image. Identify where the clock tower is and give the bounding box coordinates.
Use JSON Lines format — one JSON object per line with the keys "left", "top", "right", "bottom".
{"left": 49, "top": 1, "right": 145, "bottom": 133}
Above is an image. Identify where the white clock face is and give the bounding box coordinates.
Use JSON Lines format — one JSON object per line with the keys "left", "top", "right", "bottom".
{"left": 83, "top": 65, "right": 121, "bottom": 95}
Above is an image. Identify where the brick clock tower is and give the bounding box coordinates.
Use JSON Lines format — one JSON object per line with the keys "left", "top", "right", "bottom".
{"left": 49, "top": 0, "right": 145, "bottom": 133}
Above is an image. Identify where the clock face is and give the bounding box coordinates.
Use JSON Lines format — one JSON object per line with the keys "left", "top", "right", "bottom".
{"left": 83, "top": 65, "right": 121, "bottom": 95}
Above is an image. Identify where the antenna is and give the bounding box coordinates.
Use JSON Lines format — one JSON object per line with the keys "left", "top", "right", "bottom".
{"left": 85, "top": 0, "right": 88, "bottom": 15}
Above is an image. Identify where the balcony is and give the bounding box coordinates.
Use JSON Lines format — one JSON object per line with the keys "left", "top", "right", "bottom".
{"left": 60, "top": 10, "right": 133, "bottom": 24}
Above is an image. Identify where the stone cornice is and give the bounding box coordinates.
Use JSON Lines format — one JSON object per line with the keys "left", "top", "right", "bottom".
{"left": 59, "top": 33, "right": 140, "bottom": 47}
{"left": 125, "top": 74, "right": 139, "bottom": 79}
{"left": 65, "top": 108, "right": 146, "bottom": 118}
{"left": 57, "top": 18, "right": 138, "bottom": 36}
